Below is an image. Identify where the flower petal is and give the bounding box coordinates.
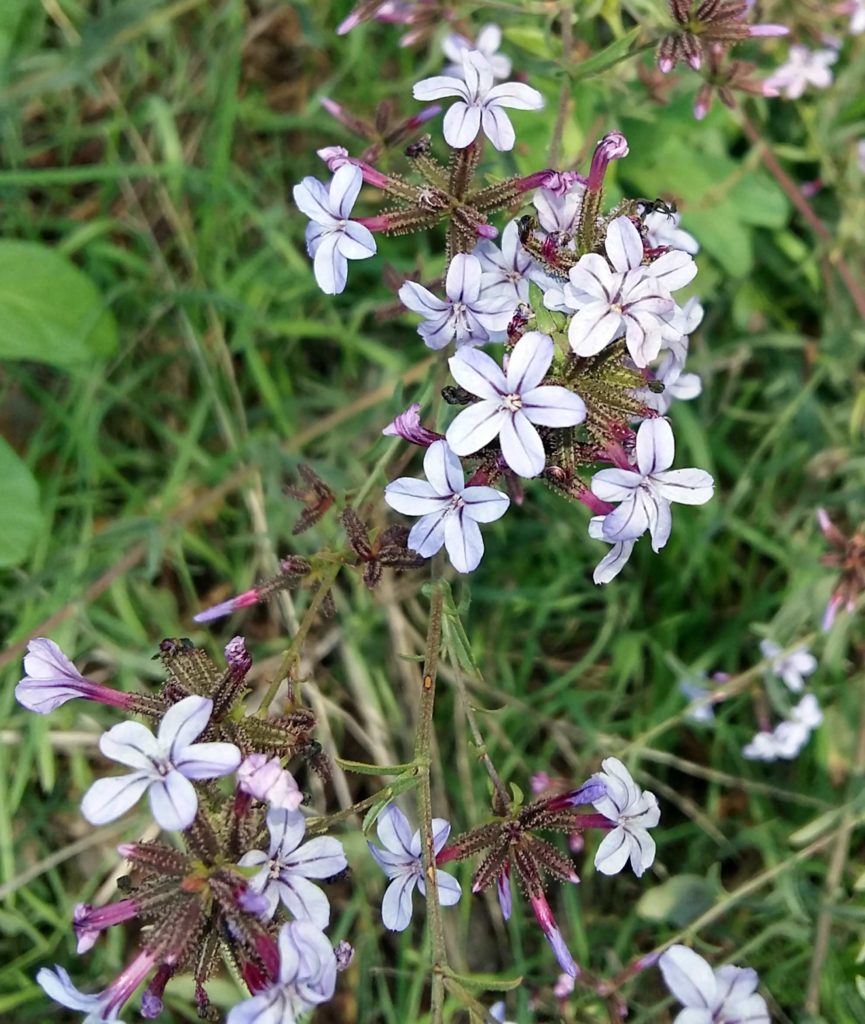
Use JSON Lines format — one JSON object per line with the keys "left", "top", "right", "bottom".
{"left": 275, "top": 876, "right": 332, "bottom": 928}
{"left": 485, "top": 82, "right": 545, "bottom": 110}
{"left": 446, "top": 253, "right": 483, "bottom": 304}
{"left": 376, "top": 805, "right": 414, "bottom": 856}
{"left": 381, "top": 873, "right": 417, "bottom": 931}
{"left": 652, "top": 469, "right": 714, "bottom": 506}
{"left": 423, "top": 439, "right": 465, "bottom": 495}
{"left": 313, "top": 232, "right": 348, "bottom": 295}
{"left": 592, "top": 540, "right": 635, "bottom": 585}
{"left": 591, "top": 468, "right": 641, "bottom": 503}
{"left": 445, "top": 400, "right": 506, "bottom": 456}
{"left": 499, "top": 412, "right": 545, "bottom": 477}
{"left": 521, "top": 385, "right": 586, "bottom": 427}
{"left": 568, "top": 305, "right": 623, "bottom": 355}
{"left": 461, "top": 486, "right": 510, "bottom": 523}
{"left": 99, "top": 720, "right": 161, "bottom": 771}
{"left": 329, "top": 163, "right": 362, "bottom": 219}
{"left": 81, "top": 772, "right": 150, "bottom": 825}
{"left": 593, "top": 827, "right": 631, "bottom": 876}
{"left": 481, "top": 104, "right": 515, "bottom": 151}
{"left": 399, "top": 281, "right": 450, "bottom": 316}
{"left": 601, "top": 492, "right": 651, "bottom": 542}
{"left": 175, "top": 741, "right": 241, "bottom": 779}
{"left": 658, "top": 945, "right": 717, "bottom": 1009}
{"left": 636, "top": 418, "right": 675, "bottom": 476}
{"left": 384, "top": 478, "right": 449, "bottom": 515}
{"left": 266, "top": 807, "right": 307, "bottom": 857}
{"left": 605, "top": 216, "right": 644, "bottom": 274}
{"left": 444, "top": 511, "right": 484, "bottom": 572}
{"left": 443, "top": 101, "right": 481, "bottom": 148}
{"left": 338, "top": 221, "right": 377, "bottom": 259}
{"left": 505, "top": 331, "right": 553, "bottom": 393}
{"left": 288, "top": 836, "right": 348, "bottom": 879}
{"left": 449, "top": 346, "right": 507, "bottom": 398}
{"left": 293, "top": 177, "right": 336, "bottom": 224}
{"left": 159, "top": 695, "right": 213, "bottom": 760}
{"left": 413, "top": 75, "right": 469, "bottom": 102}
{"left": 148, "top": 771, "right": 198, "bottom": 831}
{"left": 407, "top": 512, "right": 447, "bottom": 558}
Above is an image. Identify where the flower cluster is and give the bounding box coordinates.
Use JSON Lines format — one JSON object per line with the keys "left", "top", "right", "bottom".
{"left": 17, "top": 637, "right": 349, "bottom": 1023}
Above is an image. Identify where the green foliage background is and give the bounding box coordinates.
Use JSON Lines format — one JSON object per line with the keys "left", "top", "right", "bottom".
{"left": 1, "top": 0, "right": 864, "bottom": 1021}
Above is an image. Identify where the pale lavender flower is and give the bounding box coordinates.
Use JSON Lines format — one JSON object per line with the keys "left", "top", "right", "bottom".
{"left": 382, "top": 402, "right": 443, "bottom": 447}
{"left": 744, "top": 695, "right": 822, "bottom": 762}
{"left": 398, "top": 253, "right": 514, "bottom": 349}
{"left": 226, "top": 921, "right": 337, "bottom": 1024}
{"left": 557, "top": 216, "right": 695, "bottom": 367}
{"left": 643, "top": 208, "right": 699, "bottom": 255}
{"left": 473, "top": 220, "right": 536, "bottom": 305}
{"left": 445, "top": 331, "right": 586, "bottom": 478}
{"left": 442, "top": 24, "right": 512, "bottom": 80}
{"left": 590, "top": 757, "right": 660, "bottom": 878}
{"left": 532, "top": 178, "right": 585, "bottom": 235}
{"left": 384, "top": 440, "right": 509, "bottom": 573}
{"left": 591, "top": 418, "right": 714, "bottom": 550}
{"left": 658, "top": 944, "right": 770, "bottom": 1024}
{"left": 292, "top": 164, "right": 376, "bottom": 295}
{"left": 73, "top": 900, "right": 139, "bottom": 954}
{"left": 759, "top": 639, "right": 817, "bottom": 693}
{"left": 15, "top": 638, "right": 135, "bottom": 714}
{"left": 237, "top": 753, "right": 303, "bottom": 811}
{"left": 38, "top": 951, "right": 157, "bottom": 1024}
{"left": 413, "top": 50, "right": 544, "bottom": 151}
{"left": 765, "top": 45, "right": 838, "bottom": 99}
{"left": 588, "top": 515, "right": 636, "bottom": 585}
{"left": 661, "top": 295, "right": 704, "bottom": 374}
{"left": 367, "top": 805, "right": 461, "bottom": 931}
{"left": 80, "top": 695, "right": 241, "bottom": 832}
{"left": 641, "top": 351, "right": 702, "bottom": 415}
{"left": 852, "top": 0, "right": 865, "bottom": 34}
{"left": 238, "top": 808, "right": 347, "bottom": 927}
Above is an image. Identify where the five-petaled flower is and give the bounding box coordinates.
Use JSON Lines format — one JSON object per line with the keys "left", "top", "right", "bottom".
{"left": 227, "top": 921, "right": 338, "bottom": 1024}
{"left": 658, "top": 944, "right": 770, "bottom": 1024}
{"left": 473, "top": 220, "right": 539, "bottom": 305}
{"left": 765, "top": 45, "right": 838, "bottom": 100}
{"left": 367, "top": 805, "right": 461, "bottom": 931}
{"left": 384, "top": 440, "right": 510, "bottom": 573}
{"left": 551, "top": 216, "right": 695, "bottom": 367}
{"left": 442, "top": 24, "right": 512, "bottom": 80}
{"left": 413, "top": 50, "right": 544, "bottom": 151}
{"left": 445, "top": 331, "right": 587, "bottom": 478}
{"left": 238, "top": 807, "right": 348, "bottom": 928}
{"left": 759, "top": 639, "right": 817, "bottom": 693}
{"left": 80, "top": 695, "right": 241, "bottom": 832}
{"left": 292, "top": 163, "right": 377, "bottom": 295}
{"left": 590, "top": 758, "right": 660, "bottom": 877}
{"left": 398, "top": 252, "right": 515, "bottom": 350}
{"left": 591, "top": 418, "right": 714, "bottom": 550}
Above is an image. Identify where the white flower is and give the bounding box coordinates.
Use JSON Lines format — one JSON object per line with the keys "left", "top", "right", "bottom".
{"left": 442, "top": 24, "right": 511, "bottom": 80}
{"left": 591, "top": 418, "right": 714, "bottom": 550}
{"left": 759, "top": 639, "right": 817, "bottom": 693}
{"left": 227, "top": 921, "right": 337, "bottom": 1024}
{"left": 238, "top": 808, "right": 347, "bottom": 927}
{"left": 533, "top": 179, "right": 585, "bottom": 235}
{"left": 742, "top": 730, "right": 779, "bottom": 762}
{"left": 445, "top": 331, "right": 586, "bottom": 478}
{"left": 644, "top": 209, "right": 699, "bottom": 255}
{"left": 853, "top": 0, "right": 865, "bottom": 34}
{"left": 640, "top": 351, "right": 702, "bottom": 415}
{"left": 744, "top": 695, "right": 823, "bottom": 762}
{"left": 558, "top": 217, "right": 695, "bottom": 367}
{"left": 591, "top": 757, "right": 659, "bottom": 877}
{"left": 80, "top": 695, "right": 241, "bottom": 832}
{"left": 413, "top": 50, "right": 544, "bottom": 151}
{"left": 587, "top": 515, "right": 635, "bottom": 585}
{"left": 658, "top": 944, "right": 770, "bottom": 1024}
{"left": 473, "top": 220, "right": 536, "bottom": 305}
{"left": 292, "top": 164, "right": 376, "bottom": 295}
{"left": 367, "top": 805, "right": 461, "bottom": 931}
{"left": 237, "top": 753, "right": 303, "bottom": 811}
{"left": 384, "top": 440, "right": 509, "bottom": 573}
{"left": 398, "top": 253, "right": 514, "bottom": 349}
{"left": 660, "top": 295, "right": 704, "bottom": 374}
{"left": 38, "top": 951, "right": 156, "bottom": 1024}
{"left": 764, "top": 45, "right": 838, "bottom": 100}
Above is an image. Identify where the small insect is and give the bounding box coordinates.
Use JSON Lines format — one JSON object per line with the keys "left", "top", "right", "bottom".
{"left": 637, "top": 197, "right": 678, "bottom": 220}
{"left": 517, "top": 214, "right": 537, "bottom": 245}
{"left": 154, "top": 637, "right": 195, "bottom": 660}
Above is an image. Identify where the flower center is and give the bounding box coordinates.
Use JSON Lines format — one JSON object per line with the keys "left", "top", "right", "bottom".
{"left": 502, "top": 392, "right": 522, "bottom": 412}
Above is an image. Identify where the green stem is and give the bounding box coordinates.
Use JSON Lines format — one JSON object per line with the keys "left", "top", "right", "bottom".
{"left": 415, "top": 574, "right": 448, "bottom": 1023}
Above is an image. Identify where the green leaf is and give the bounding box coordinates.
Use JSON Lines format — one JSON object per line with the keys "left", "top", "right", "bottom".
{"left": 446, "top": 970, "right": 523, "bottom": 993}
{"left": 0, "top": 437, "right": 42, "bottom": 568}
{"left": 636, "top": 871, "right": 721, "bottom": 926}
{"left": 335, "top": 758, "right": 417, "bottom": 776}
{"left": 0, "top": 241, "right": 118, "bottom": 367}
{"left": 568, "top": 27, "right": 642, "bottom": 82}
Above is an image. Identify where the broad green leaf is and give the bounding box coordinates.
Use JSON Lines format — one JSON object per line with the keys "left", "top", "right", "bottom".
{"left": 0, "top": 241, "right": 118, "bottom": 366}
{"left": 0, "top": 436, "right": 42, "bottom": 568}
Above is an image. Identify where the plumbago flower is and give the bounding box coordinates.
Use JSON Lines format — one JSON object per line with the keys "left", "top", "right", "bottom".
{"left": 445, "top": 331, "right": 587, "bottom": 478}
{"left": 237, "top": 753, "right": 304, "bottom": 811}
{"left": 413, "top": 50, "right": 544, "bottom": 151}
{"left": 759, "top": 639, "right": 817, "bottom": 693}
{"left": 765, "top": 45, "right": 838, "bottom": 100}
{"left": 398, "top": 252, "right": 515, "bottom": 349}
{"left": 292, "top": 163, "right": 376, "bottom": 294}
{"left": 743, "top": 694, "right": 823, "bottom": 763}
{"left": 80, "top": 695, "right": 241, "bottom": 831}
{"left": 590, "top": 758, "right": 660, "bottom": 877}
{"left": 473, "top": 220, "right": 538, "bottom": 304}
{"left": 367, "top": 805, "right": 462, "bottom": 931}
{"left": 549, "top": 215, "right": 696, "bottom": 367}
{"left": 384, "top": 440, "right": 510, "bottom": 572}
{"left": 227, "top": 921, "right": 338, "bottom": 1024}
{"left": 591, "top": 418, "right": 714, "bottom": 549}
{"left": 643, "top": 207, "right": 699, "bottom": 255}
{"left": 588, "top": 515, "right": 635, "bottom": 585}
{"left": 442, "top": 23, "right": 511, "bottom": 80}
{"left": 239, "top": 808, "right": 348, "bottom": 926}
{"left": 658, "top": 944, "right": 770, "bottom": 1024}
